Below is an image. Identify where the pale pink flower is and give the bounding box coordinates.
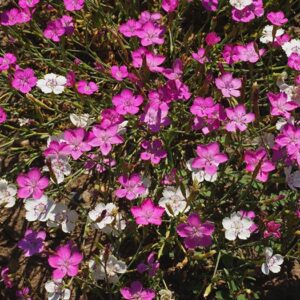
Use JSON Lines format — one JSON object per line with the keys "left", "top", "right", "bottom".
{"left": 215, "top": 72, "right": 242, "bottom": 98}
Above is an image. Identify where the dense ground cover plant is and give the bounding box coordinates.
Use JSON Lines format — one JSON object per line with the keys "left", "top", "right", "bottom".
{"left": 0, "top": 0, "right": 300, "bottom": 299}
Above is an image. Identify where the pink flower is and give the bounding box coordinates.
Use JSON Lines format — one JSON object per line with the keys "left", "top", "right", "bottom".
{"left": 201, "top": 0, "right": 218, "bottom": 12}
{"left": 64, "top": 0, "right": 84, "bottom": 11}
{"left": 191, "top": 142, "right": 228, "bottom": 175}
{"left": 176, "top": 213, "right": 215, "bottom": 249}
{"left": 192, "top": 47, "right": 209, "bottom": 64}
{"left": 267, "top": 11, "right": 288, "bottom": 26}
{"left": 222, "top": 44, "right": 240, "bottom": 65}
{"left": 146, "top": 52, "right": 166, "bottom": 72}
{"left": 77, "top": 80, "right": 98, "bottom": 95}
{"left": 1, "top": 267, "right": 13, "bottom": 288}
{"left": 66, "top": 71, "right": 76, "bottom": 87}
{"left": 60, "top": 15, "right": 74, "bottom": 35}
{"left": 236, "top": 42, "right": 265, "bottom": 63}
{"left": 18, "top": 229, "right": 46, "bottom": 257}
{"left": 215, "top": 72, "right": 242, "bottom": 98}
{"left": 138, "top": 11, "right": 162, "bottom": 24}
{"left": 0, "top": 53, "right": 16, "bottom": 71}
{"left": 112, "top": 89, "right": 143, "bottom": 115}
{"left": 190, "top": 96, "right": 217, "bottom": 117}
{"left": 48, "top": 243, "right": 83, "bottom": 280}
{"left": 232, "top": 0, "right": 264, "bottom": 23}
{"left": 115, "top": 173, "right": 147, "bottom": 200}
{"left": 111, "top": 65, "right": 128, "bottom": 81}
{"left": 137, "top": 252, "right": 159, "bottom": 277}
{"left": 89, "top": 125, "right": 124, "bottom": 156}
{"left": 131, "top": 198, "right": 165, "bottom": 226}
{"left": 162, "top": 0, "right": 179, "bottom": 13}
{"left": 205, "top": 32, "right": 221, "bottom": 46}
{"left": 119, "top": 19, "right": 141, "bottom": 37}
{"left": 121, "top": 281, "right": 155, "bottom": 300}
{"left": 44, "top": 141, "right": 71, "bottom": 159}
{"left": 162, "top": 59, "right": 183, "bottom": 80}
{"left": 263, "top": 221, "right": 281, "bottom": 239}
{"left": 140, "top": 139, "right": 167, "bottom": 165}
{"left": 64, "top": 128, "right": 91, "bottom": 160}
{"left": 0, "top": 107, "right": 7, "bottom": 124}
{"left": 100, "top": 108, "right": 124, "bottom": 128}
{"left": 244, "top": 148, "right": 275, "bottom": 182}
{"left": 288, "top": 53, "right": 300, "bottom": 71}
{"left": 12, "top": 68, "right": 37, "bottom": 94}
{"left": 0, "top": 8, "right": 23, "bottom": 26}
{"left": 268, "top": 92, "right": 298, "bottom": 119}
{"left": 18, "top": 0, "right": 39, "bottom": 9}
{"left": 16, "top": 287, "right": 31, "bottom": 300}
{"left": 17, "top": 168, "right": 49, "bottom": 199}
{"left": 43, "top": 19, "right": 65, "bottom": 42}
{"left": 136, "top": 22, "right": 165, "bottom": 46}
{"left": 225, "top": 104, "right": 255, "bottom": 132}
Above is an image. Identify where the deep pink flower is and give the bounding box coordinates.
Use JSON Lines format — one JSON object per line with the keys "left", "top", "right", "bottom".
{"left": 192, "top": 47, "right": 209, "bottom": 64}
{"left": 60, "top": 15, "right": 74, "bottom": 35}
{"left": 162, "top": 59, "right": 183, "bottom": 80}
{"left": 1, "top": 267, "right": 13, "bottom": 288}
{"left": 18, "top": 229, "right": 46, "bottom": 257}
{"left": 136, "top": 22, "right": 165, "bottom": 46}
{"left": 48, "top": 243, "right": 83, "bottom": 280}
{"left": 121, "top": 281, "right": 155, "bottom": 300}
{"left": 12, "top": 68, "right": 37, "bottom": 94}
{"left": 222, "top": 44, "right": 240, "bottom": 65}
{"left": 111, "top": 65, "right": 128, "bottom": 81}
{"left": 225, "top": 104, "right": 255, "bottom": 132}
{"left": 140, "top": 139, "right": 167, "bottom": 165}
{"left": 131, "top": 198, "right": 165, "bottom": 226}
{"left": 244, "top": 148, "right": 275, "bottom": 182}
{"left": 205, "top": 32, "right": 221, "bottom": 46}
{"left": 100, "top": 108, "right": 124, "bottom": 128}
{"left": 268, "top": 92, "right": 298, "bottom": 119}
{"left": 115, "top": 173, "right": 147, "bottom": 200}
{"left": 44, "top": 141, "right": 71, "bottom": 159}
{"left": 64, "top": 128, "right": 91, "bottom": 160}
{"left": 263, "top": 221, "right": 281, "bottom": 239}
{"left": 131, "top": 47, "right": 148, "bottom": 68}
{"left": 162, "top": 0, "right": 179, "bottom": 13}
{"left": 201, "top": 0, "right": 218, "bottom": 12}
{"left": 215, "top": 72, "right": 242, "bottom": 98}
{"left": 77, "top": 80, "right": 98, "bottom": 95}
{"left": 112, "top": 89, "right": 143, "bottom": 115}
{"left": 89, "top": 125, "right": 124, "bottom": 156}
{"left": 18, "top": 0, "right": 40, "bottom": 9}
{"left": 64, "top": 0, "right": 85, "bottom": 11}
{"left": 267, "top": 11, "right": 288, "bottom": 26}
{"left": 176, "top": 213, "right": 215, "bottom": 249}
{"left": 191, "top": 142, "right": 228, "bottom": 175}
{"left": 137, "top": 252, "right": 159, "bottom": 277}
{"left": 119, "top": 19, "right": 142, "bottom": 37}
{"left": 17, "top": 168, "right": 49, "bottom": 199}
{"left": 43, "top": 19, "right": 65, "bottom": 42}
{"left": 288, "top": 53, "right": 300, "bottom": 71}
{"left": 0, "top": 107, "right": 7, "bottom": 124}
{"left": 66, "top": 71, "right": 76, "bottom": 87}
{"left": 0, "top": 8, "right": 23, "bottom": 26}
{"left": 0, "top": 53, "right": 16, "bottom": 71}
{"left": 231, "top": 0, "right": 264, "bottom": 23}
{"left": 16, "top": 287, "right": 31, "bottom": 300}
{"left": 146, "top": 52, "right": 166, "bottom": 72}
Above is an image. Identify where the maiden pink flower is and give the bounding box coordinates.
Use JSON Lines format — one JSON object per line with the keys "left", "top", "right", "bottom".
{"left": 222, "top": 44, "right": 240, "bottom": 65}
{"left": 137, "top": 252, "right": 159, "bottom": 277}
{"left": 18, "top": 0, "right": 40, "bottom": 9}
{"left": 44, "top": 141, "right": 71, "bottom": 159}
{"left": 48, "top": 243, "right": 83, "bottom": 280}
{"left": 43, "top": 19, "right": 65, "bottom": 42}
{"left": 0, "top": 8, "right": 23, "bottom": 26}
{"left": 192, "top": 47, "right": 209, "bottom": 64}
{"left": 0, "top": 53, "right": 16, "bottom": 71}
{"left": 119, "top": 19, "right": 141, "bottom": 37}
{"left": 131, "top": 198, "right": 165, "bottom": 226}
{"left": 146, "top": 52, "right": 166, "bottom": 72}
{"left": 231, "top": 0, "right": 264, "bottom": 23}
{"left": 236, "top": 42, "right": 265, "bottom": 63}
{"left": 268, "top": 92, "right": 298, "bottom": 119}
{"left": 176, "top": 213, "right": 215, "bottom": 249}
{"left": 1, "top": 267, "right": 13, "bottom": 288}
{"left": 12, "top": 68, "right": 37, "bottom": 94}
{"left": 111, "top": 65, "right": 128, "bottom": 81}
{"left": 288, "top": 53, "right": 300, "bottom": 71}
{"left": 225, "top": 104, "right": 255, "bottom": 132}
{"left": 162, "top": 0, "right": 179, "bottom": 13}
{"left": 136, "top": 22, "right": 165, "bottom": 46}
{"left": 77, "top": 80, "right": 98, "bottom": 95}
{"left": 215, "top": 72, "right": 242, "bottom": 98}
{"left": 191, "top": 142, "right": 228, "bottom": 175}
{"left": 201, "top": 0, "right": 218, "bottom": 12}
{"left": 205, "top": 32, "right": 221, "bottom": 46}
{"left": 121, "top": 281, "right": 155, "bottom": 300}
{"left": 267, "top": 11, "right": 288, "bottom": 26}
{"left": 0, "top": 107, "right": 7, "bottom": 124}
{"left": 140, "top": 139, "right": 167, "bottom": 165}
{"left": 17, "top": 168, "right": 49, "bottom": 199}
{"left": 244, "top": 148, "right": 275, "bottom": 182}
{"left": 138, "top": 11, "right": 161, "bottom": 24}
{"left": 64, "top": 0, "right": 85, "bottom": 11}
{"left": 112, "top": 89, "right": 143, "bottom": 115}
{"left": 263, "top": 221, "right": 281, "bottom": 239}
{"left": 60, "top": 15, "right": 74, "bottom": 35}
{"left": 18, "top": 229, "right": 46, "bottom": 257}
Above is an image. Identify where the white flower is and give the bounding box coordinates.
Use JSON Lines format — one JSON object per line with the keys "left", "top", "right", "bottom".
{"left": 284, "top": 167, "right": 300, "bottom": 191}
{"left": 222, "top": 212, "right": 254, "bottom": 241}
{"left": 69, "top": 113, "right": 91, "bottom": 128}
{"left": 117, "top": 120, "right": 129, "bottom": 135}
{"left": 47, "top": 203, "right": 78, "bottom": 233}
{"left": 50, "top": 157, "right": 71, "bottom": 184}
{"left": 45, "top": 280, "right": 71, "bottom": 300}
{"left": 89, "top": 253, "right": 127, "bottom": 283}
{"left": 88, "top": 203, "right": 117, "bottom": 229}
{"left": 186, "top": 159, "right": 217, "bottom": 182}
{"left": 37, "top": 73, "right": 67, "bottom": 94}
{"left": 25, "top": 195, "right": 55, "bottom": 222}
{"left": 159, "top": 289, "right": 175, "bottom": 300}
{"left": 18, "top": 118, "right": 31, "bottom": 126}
{"left": 0, "top": 179, "right": 17, "bottom": 208}
{"left": 261, "top": 247, "right": 284, "bottom": 275}
{"left": 282, "top": 39, "right": 300, "bottom": 57}
{"left": 158, "top": 186, "right": 190, "bottom": 216}
{"left": 101, "top": 212, "right": 126, "bottom": 236}
{"left": 229, "top": 0, "right": 252, "bottom": 10}
{"left": 260, "top": 25, "right": 284, "bottom": 44}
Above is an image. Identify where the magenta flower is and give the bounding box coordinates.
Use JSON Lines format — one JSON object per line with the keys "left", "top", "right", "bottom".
{"left": 176, "top": 213, "right": 215, "bottom": 249}
{"left": 201, "top": 0, "right": 218, "bottom": 12}
{"left": 16, "top": 287, "right": 31, "bottom": 300}
{"left": 288, "top": 53, "right": 300, "bottom": 71}
{"left": 136, "top": 22, "right": 165, "bottom": 46}
{"left": 112, "top": 89, "right": 143, "bottom": 115}
{"left": 64, "top": 128, "right": 91, "bottom": 160}
{"left": 111, "top": 65, "right": 128, "bottom": 81}
{"left": 140, "top": 139, "right": 167, "bottom": 165}
{"left": 0, "top": 107, "right": 7, "bottom": 124}
{"left": 205, "top": 32, "right": 221, "bottom": 46}
{"left": 48, "top": 243, "right": 83, "bottom": 280}
{"left": 267, "top": 11, "right": 288, "bottom": 26}
{"left": 215, "top": 72, "right": 242, "bottom": 98}
{"left": 0, "top": 53, "right": 16, "bottom": 71}
{"left": 77, "top": 80, "right": 98, "bottom": 95}
{"left": 263, "top": 221, "right": 281, "bottom": 239}
{"left": 17, "top": 168, "right": 49, "bottom": 199}
{"left": 1, "top": 267, "right": 13, "bottom": 288}
{"left": 222, "top": 44, "right": 240, "bottom": 65}
{"left": 115, "top": 173, "right": 147, "bottom": 200}
{"left": 64, "top": 0, "right": 85, "bottom": 11}
{"left": 60, "top": 15, "right": 74, "bottom": 35}
{"left": 190, "top": 96, "right": 217, "bottom": 117}
{"left": 119, "top": 19, "right": 142, "bottom": 37}
{"left": 12, "top": 68, "right": 37, "bottom": 94}
{"left": 89, "top": 125, "right": 124, "bottom": 156}
{"left": 231, "top": 0, "right": 264, "bottom": 23}
{"left": 43, "top": 19, "right": 65, "bottom": 42}
{"left": 244, "top": 148, "right": 275, "bottom": 182}
{"left": 138, "top": 11, "right": 162, "bottom": 24}
{"left": 44, "top": 141, "right": 71, "bottom": 159}
{"left": 191, "top": 142, "right": 228, "bottom": 175}
{"left": 0, "top": 8, "right": 23, "bottom": 26}
{"left": 146, "top": 52, "right": 166, "bottom": 72}
{"left": 192, "top": 47, "right": 209, "bottom": 64}
{"left": 162, "top": 0, "right": 179, "bottom": 13}
{"left": 100, "top": 108, "right": 124, "bottom": 128}
{"left": 268, "top": 92, "right": 298, "bottom": 119}
{"left": 137, "top": 252, "right": 159, "bottom": 277}
{"left": 18, "top": 229, "right": 46, "bottom": 257}
{"left": 131, "top": 198, "right": 165, "bottom": 226}
{"left": 162, "top": 59, "right": 183, "bottom": 80}
{"left": 18, "top": 0, "right": 39, "bottom": 9}
{"left": 121, "top": 281, "right": 155, "bottom": 300}
{"left": 225, "top": 104, "right": 255, "bottom": 132}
